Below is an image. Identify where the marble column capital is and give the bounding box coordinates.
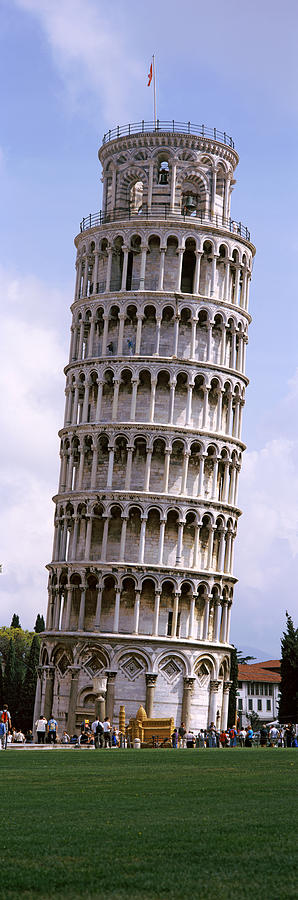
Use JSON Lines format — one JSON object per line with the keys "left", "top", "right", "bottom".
{"left": 145, "top": 673, "right": 158, "bottom": 686}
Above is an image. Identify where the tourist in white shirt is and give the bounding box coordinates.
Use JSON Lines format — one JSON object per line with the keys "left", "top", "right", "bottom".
{"left": 103, "top": 716, "right": 111, "bottom": 748}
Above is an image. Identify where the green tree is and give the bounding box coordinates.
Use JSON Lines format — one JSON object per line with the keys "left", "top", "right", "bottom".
{"left": 10, "top": 613, "right": 21, "bottom": 629}
{"left": 279, "top": 612, "right": 298, "bottom": 723}
{"left": 20, "top": 634, "right": 41, "bottom": 732}
{"left": 227, "top": 646, "right": 238, "bottom": 727}
{"left": 247, "top": 710, "right": 261, "bottom": 731}
{"left": 34, "top": 614, "right": 45, "bottom": 633}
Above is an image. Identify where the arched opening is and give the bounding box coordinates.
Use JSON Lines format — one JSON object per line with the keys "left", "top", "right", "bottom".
{"left": 150, "top": 438, "right": 166, "bottom": 493}
{"left": 160, "top": 306, "right": 174, "bottom": 356}
{"left": 181, "top": 239, "right": 196, "bottom": 293}
{"left": 140, "top": 305, "right": 156, "bottom": 355}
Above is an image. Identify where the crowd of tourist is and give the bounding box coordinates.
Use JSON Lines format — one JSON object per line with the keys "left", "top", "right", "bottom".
{"left": 1, "top": 703, "right": 297, "bottom": 749}
{"left": 172, "top": 721, "right": 297, "bottom": 749}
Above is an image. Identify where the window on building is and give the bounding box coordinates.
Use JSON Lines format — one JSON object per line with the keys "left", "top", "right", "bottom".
{"left": 266, "top": 699, "right": 271, "bottom": 711}
{"left": 264, "top": 685, "right": 268, "bottom": 696}
{"left": 167, "top": 611, "right": 173, "bottom": 636}
{"left": 250, "top": 684, "right": 255, "bottom": 696}
{"left": 159, "top": 161, "right": 169, "bottom": 184}
{"left": 238, "top": 699, "right": 243, "bottom": 710}
{"left": 176, "top": 612, "right": 181, "bottom": 637}
{"left": 257, "top": 699, "right": 262, "bottom": 711}
{"left": 238, "top": 681, "right": 242, "bottom": 689}
{"left": 269, "top": 686, "right": 273, "bottom": 696}
{"left": 259, "top": 684, "right": 264, "bottom": 696}
{"left": 248, "top": 699, "right": 253, "bottom": 711}
{"left": 255, "top": 684, "right": 259, "bottom": 696}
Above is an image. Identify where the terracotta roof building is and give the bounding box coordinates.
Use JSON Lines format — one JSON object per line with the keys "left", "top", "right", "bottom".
{"left": 237, "top": 660, "right": 281, "bottom": 725}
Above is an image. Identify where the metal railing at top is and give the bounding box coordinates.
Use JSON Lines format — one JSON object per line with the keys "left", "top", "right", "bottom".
{"left": 101, "top": 120, "right": 235, "bottom": 149}
{"left": 79, "top": 206, "right": 251, "bottom": 242}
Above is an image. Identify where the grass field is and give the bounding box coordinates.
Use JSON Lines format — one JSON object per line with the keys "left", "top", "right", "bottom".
{"left": 0, "top": 748, "right": 297, "bottom": 900}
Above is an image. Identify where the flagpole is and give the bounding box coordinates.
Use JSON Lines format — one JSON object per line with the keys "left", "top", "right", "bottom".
{"left": 153, "top": 54, "right": 157, "bottom": 127}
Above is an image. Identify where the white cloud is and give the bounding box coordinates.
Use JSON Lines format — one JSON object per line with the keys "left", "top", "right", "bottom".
{"left": 13, "top": 0, "right": 143, "bottom": 124}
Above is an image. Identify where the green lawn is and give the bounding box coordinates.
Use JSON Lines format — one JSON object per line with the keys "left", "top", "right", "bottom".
{"left": 0, "top": 748, "right": 297, "bottom": 899}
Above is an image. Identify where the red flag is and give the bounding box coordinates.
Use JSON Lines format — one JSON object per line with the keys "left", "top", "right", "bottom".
{"left": 148, "top": 62, "right": 153, "bottom": 86}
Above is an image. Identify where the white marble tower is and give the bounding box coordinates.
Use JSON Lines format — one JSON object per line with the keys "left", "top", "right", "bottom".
{"left": 35, "top": 121, "right": 255, "bottom": 736}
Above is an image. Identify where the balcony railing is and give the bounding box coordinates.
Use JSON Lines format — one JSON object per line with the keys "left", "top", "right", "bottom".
{"left": 79, "top": 206, "right": 251, "bottom": 242}
{"left": 101, "top": 120, "right": 234, "bottom": 148}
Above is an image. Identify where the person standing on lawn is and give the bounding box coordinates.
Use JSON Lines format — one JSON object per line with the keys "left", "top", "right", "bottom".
{"left": 35, "top": 715, "right": 47, "bottom": 744}
{"left": 103, "top": 716, "right": 111, "bottom": 748}
{"left": 47, "top": 716, "right": 58, "bottom": 744}
{"left": 0, "top": 705, "right": 11, "bottom": 749}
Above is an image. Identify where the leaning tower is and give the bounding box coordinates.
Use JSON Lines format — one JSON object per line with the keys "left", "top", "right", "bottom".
{"left": 34, "top": 120, "right": 255, "bottom": 736}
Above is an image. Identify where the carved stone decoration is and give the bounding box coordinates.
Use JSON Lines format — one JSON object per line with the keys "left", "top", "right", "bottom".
{"left": 120, "top": 656, "right": 144, "bottom": 681}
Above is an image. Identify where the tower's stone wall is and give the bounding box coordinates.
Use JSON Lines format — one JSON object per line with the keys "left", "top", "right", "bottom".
{"left": 34, "top": 123, "right": 255, "bottom": 736}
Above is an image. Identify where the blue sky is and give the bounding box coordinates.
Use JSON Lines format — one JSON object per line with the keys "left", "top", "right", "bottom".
{"left": 1, "top": 0, "right": 298, "bottom": 655}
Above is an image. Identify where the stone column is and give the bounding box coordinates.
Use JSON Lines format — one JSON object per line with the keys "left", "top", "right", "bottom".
{"left": 153, "top": 591, "right": 161, "bottom": 636}
{"left": 42, "top": 666, "right": 55, "bottom": 720}
{"left": 145, "top": 674, "right": 158, "bottom": 718}
{"left": 101, "top": 314, "right": 109, "bottom": 356}
{"left": 176, "top": 247, "right": 184, "bottom": 291}
{"left": 154, "top": 316, "right": 161, "bottom": 355}
{"left": 88, "top": 316, "right": 96, "bottom": 357}
{"left": 113, "top": 589, "right": 121, "bottom": 632}
{"left": 176, "top": 522, "right": 184, "bottom": 565}
{"left": 144, "top": 448, "right": 152, "bottom": 491}
{"left": 94, "top": 583, "right": 103, "bottom": 630}
{"left": 95, "top": 379, "right": 103, "bottom": 419}
{"left": 130, "top": 378, "right": 139, "bottom": 421}
{"left": 85, "top": 514, "right": 93, "bottom": 560}
{"left": 139, "top": 245, "right": 147, "bottom": 290}
{"left": 186, "top": 384, "right": 193, "bottom": 426}
{"left": 181, "top": 450, "right": 190, "bottom": 494}
{"left": 135, "top": 313, "right": 143, "bottom": 353}
{"left": 78, "top": 587, "right": 86, "bottom": 631}
{"left": 193, "top": 251, "right": 202, "bottom": 295}
{"left": 169, "top": 378, "right": 176, "bottom": 424}
{"left": 213, "top": 600, "right": 221, "bottom": 641}
{"left": 163, "top": 448, "right": 171, "bottom": 493}
{"left": 138, "top": 516, "right": 147, "bottom": 565}
{"left": 188, "top": 594, "right": 196, "bottom": 638}
{"left": 171, "top": 592, "right": 180, "bottom": 637}
{"left": 106, "top": 671, "right": 117, "bottom": 723}
{"left": 158, "top": 247, "right": 166, "bottom": 290}
{"left": 182, "top": 677, "right": 195, "bottom": 730}
{"left": 148, "top": 161, "right": 154, "bottom": 210}
{"left": 105, "top": 247, "right": 113, "bottom": 291}
{"left": 64, "top": 585, "right": 73, "bottom": 630}
{"left": 107, "top": 446, "right": 115, "bottom": 488}
{"left": 112, "top": 378, "right": 120, "bottom": 421}
{"left": 121, "top": 247, "right": 129, "bottom": 291}
{"left": 66, "top": 666, "right": 80, "bottom": 736}
{"left": 91, "top": 442, "right": 98, "bottom": 489}
{"left": 149, "top": 378, "right": 157, "bottom": 422}
{"left": 133, "top": 590, "right": 141, "bottom": 634}
{"left": 158, "top": 517, "right": 166, "bottom": 564}
{"left": 32, "top": 666, "right": 43, "bottom": 735}
{"left": 101, "top": 515, "right": 109, "bottom": 561}
{"left": 170, "top": 160, "right": 177, "bottom": 211}
{"left": 119, "top": 515, "right": 128, "bottom": 561}
{"left": 202, "top": 596, "right": 210, "bottom": 640}
{"left": 117, "top": 314, "right": 125, "bottom": 354}
{"left": 221, "top": 681, "right": 232, "bottom": 730}
{"left": 208, "top": 680, "right": 220, "bottom": 726}
{"left": 173, "top": 316, "right": 180, "bottom": 356}
{"left": 125, "top": 446, "right": 133, "bottom": 490}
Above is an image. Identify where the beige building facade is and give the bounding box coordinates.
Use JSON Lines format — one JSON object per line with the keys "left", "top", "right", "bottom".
{"left": 34, "top": 121, "right": 255, "bottom": 736}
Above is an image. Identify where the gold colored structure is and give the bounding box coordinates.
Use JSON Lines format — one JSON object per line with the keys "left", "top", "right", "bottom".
{"left": 127, "top": 705, "right": 174, "bottom": 747}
